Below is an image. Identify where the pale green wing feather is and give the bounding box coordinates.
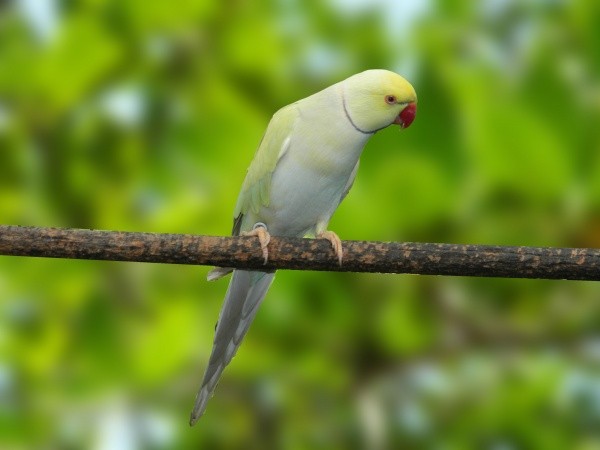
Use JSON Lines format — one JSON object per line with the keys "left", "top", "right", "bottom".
{"left": 232, "top": 104, "right": 298, "bottom": 234}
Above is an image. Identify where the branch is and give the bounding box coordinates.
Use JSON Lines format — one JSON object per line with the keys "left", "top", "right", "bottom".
{"left": 0, "top": 225, "right": 599, "bottom": 281}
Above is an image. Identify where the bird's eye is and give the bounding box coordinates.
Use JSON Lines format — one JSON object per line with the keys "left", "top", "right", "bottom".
{"left": 385, "top": 95, "right": 397, "bottom": 104}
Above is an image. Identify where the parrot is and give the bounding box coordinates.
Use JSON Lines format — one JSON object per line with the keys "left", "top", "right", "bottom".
{"left": 189, "top": 69, "right": 417, "bottom": 425}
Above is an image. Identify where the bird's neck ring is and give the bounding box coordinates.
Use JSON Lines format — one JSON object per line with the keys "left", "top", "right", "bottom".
{"left": 341, "top": 86, "right": 376, "bottom": 135}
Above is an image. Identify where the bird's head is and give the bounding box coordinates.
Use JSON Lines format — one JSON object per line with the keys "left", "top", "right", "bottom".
{"left": 342, "top": 69, "right": 417, "bottom": 134}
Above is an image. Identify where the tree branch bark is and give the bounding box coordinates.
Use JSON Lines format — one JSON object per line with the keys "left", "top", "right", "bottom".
{"left": 0, "top": 225, "right": 599, "bottom": 280}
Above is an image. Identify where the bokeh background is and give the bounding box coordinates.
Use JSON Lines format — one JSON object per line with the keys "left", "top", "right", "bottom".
{"left": 1, "top": 0, "right": 600, "bottom": 448}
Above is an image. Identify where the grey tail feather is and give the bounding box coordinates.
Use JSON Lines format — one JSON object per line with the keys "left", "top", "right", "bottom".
{"left": 207, "top": 267, "right": 234, "bottom": 281}
{"left": 189, "top": 270, "right": 275, "bottom": 425}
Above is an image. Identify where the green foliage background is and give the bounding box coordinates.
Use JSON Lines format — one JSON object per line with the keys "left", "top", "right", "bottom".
{"left": 1, "top": 0, "right": 600, "bottom": 448}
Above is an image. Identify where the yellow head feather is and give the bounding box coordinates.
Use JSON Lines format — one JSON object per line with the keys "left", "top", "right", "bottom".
{"left": 342, "top": 69, "right": 417, "bottom": 133}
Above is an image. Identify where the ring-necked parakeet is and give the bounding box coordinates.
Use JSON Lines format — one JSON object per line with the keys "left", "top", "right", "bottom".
{"left": 190, "top": 69, "right": 417, "bottom": 424}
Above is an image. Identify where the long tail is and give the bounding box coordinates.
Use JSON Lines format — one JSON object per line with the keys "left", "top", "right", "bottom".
{"left": 189, "top": 270, "right": 275, "bottom": 425}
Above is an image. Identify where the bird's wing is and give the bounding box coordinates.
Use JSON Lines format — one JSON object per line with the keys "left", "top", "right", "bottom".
{"left": 190, "top": 270, "right": 275, "bottom": 424}
{"left": 232, "top": 104, "right": 298, "bottom": 235}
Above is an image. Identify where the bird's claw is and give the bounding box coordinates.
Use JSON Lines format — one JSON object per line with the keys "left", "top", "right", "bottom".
{"left": 242, "top": 223, "right": 271, "bottom": 264}
{"left": 317, "top": 230, "right": 343, "bottom": 266}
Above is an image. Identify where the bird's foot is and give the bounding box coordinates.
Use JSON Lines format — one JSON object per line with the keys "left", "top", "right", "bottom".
{"left": 317, "top": 230, "right": 343, "bottom": 266}
{"left": 242, "top": 222, "right": 271, "bottom": 264}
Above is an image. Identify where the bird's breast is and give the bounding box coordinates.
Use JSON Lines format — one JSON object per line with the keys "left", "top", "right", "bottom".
{"left": 259, "top": 132, "right": 368, "bottom": 237}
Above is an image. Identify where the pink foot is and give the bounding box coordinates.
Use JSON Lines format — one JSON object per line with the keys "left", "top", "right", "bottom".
{"left": 317, "top": 230, "right": 343, "bottom": 266}
{"left": 242, "top": 223, "right": 271, "bottom": 264}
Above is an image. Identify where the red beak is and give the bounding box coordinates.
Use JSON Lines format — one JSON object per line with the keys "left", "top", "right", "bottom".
{"left": 394, "top": 102, "right": 417, "bottom": 129}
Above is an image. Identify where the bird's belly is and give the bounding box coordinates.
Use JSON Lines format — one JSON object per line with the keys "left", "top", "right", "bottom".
{"left": 258, "top": 159, "right": 351, "bottom": 237}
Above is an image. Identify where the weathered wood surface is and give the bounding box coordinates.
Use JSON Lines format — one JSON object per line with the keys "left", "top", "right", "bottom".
{"left": 1, "top": 225, "right": 599, "bottom": 280}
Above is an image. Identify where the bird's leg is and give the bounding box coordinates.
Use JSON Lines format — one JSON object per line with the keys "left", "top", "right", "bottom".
{"left": 317, "top": 230, "right": 344, "bottom": 266}
{"left": 241, "top": 222, "right": 271, "bottom": 264}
